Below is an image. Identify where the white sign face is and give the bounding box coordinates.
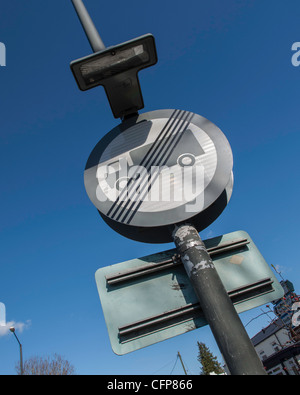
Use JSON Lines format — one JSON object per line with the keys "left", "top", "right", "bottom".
{"left": 85, "top": 110, "right": 232, "bottom": 227}
{"left": 96, "top": 117, "right": 215, "bottom": 216}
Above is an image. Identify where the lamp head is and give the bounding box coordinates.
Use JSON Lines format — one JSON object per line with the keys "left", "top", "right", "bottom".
{"left": 70, "top": 34, "right": 158, "bottom": 119}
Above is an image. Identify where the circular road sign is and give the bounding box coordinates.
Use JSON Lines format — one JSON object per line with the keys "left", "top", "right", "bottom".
{"left": 84, "top": 109, "right": 233, "bottom": 243}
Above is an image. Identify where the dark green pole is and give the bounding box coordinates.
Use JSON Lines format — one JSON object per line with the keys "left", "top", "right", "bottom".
{"left": 173, "top": 224, "right": 266, "bottom": 375}
{"left": 10, "top": 327, "right": 23, "bottom": 375}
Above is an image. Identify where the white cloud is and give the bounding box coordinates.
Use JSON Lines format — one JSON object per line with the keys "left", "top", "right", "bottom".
{"left": 0, "top": 320, "right": 31, "bottom": 337}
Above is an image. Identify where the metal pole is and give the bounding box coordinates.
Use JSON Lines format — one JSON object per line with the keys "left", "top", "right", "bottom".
{"left": 177, "top": 351, "right": 188, "bottom": 375}
{"left": 172, "top": 224, "right": 267, "bottom": 375}
{"left": 71, "top": 0, "right": 105, "bottom": 52}
{"left": 11, "top": 330, "right": 23, "bottom": 375}
{"left": 19, "top": 343, "right": 23, "bottom": 376}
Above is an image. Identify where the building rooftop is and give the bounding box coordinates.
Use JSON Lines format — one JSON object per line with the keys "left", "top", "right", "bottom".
{"left": 251, "top": 319, "right": 285, "bottom": 347}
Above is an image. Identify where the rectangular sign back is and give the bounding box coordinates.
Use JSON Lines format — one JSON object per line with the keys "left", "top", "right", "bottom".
{"left": 95, "top": 230, "right": 284, "bottom": 355}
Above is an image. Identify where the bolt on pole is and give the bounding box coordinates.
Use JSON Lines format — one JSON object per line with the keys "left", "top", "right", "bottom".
{"left": 173, "top": 224, "right": 267, "bottom": 375}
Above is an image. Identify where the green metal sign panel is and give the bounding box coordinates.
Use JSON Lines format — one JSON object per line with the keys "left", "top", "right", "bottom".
{"left": 95, "top": 231, "right": 284, "bottom": 355}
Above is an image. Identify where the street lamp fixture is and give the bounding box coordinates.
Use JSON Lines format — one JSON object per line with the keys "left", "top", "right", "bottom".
{"left": 70, "top": 0, "right": 157, "bottom": 119}
{"left": 70, "top": 34, "right": 157, "bottom": 119}
{"left": 10, "top": 326, "right": 24, "bottom": 375}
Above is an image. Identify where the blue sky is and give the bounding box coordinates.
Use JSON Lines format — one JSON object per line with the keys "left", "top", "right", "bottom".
{"left": 0, "top": 0, "right": 300, "bottom": 375}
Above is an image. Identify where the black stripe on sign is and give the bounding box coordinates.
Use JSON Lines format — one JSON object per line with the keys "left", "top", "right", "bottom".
{"left": 113, "top": 110, "right": 191, "bottom": 222}
{"left": 107, "top": 109, "right": 180, "bottom": 219}
{"left": 120, "top": 111, "right": 194, "bottom": 224}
